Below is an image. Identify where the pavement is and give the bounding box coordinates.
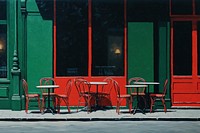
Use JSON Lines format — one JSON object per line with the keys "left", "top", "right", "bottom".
{"left": 0, "top": 108, "right": 200, "bottom": 121}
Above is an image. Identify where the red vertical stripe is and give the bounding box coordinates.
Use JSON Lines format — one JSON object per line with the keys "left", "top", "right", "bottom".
{"left": 124, "top": 0, "right": 127, "bottom": 81}
{"left": 88, "top": 0, "right": 92, "bottom": 79}
{"left": 53, "top": 0, "right": 57, "bottom": 78}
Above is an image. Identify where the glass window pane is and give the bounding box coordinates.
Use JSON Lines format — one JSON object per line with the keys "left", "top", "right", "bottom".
{"left": 195, "top": 0, "right": 200, "bottom": 15}
{"left": 173, "top": 21, "right": 192, "bottom": 75}
{"left": 0, "top": 25, "right": 7, "bottom": 78}
{"left": 171, "top": 0, "right": 193, "bottom": 15}
{"left": 0, "top": 0, "right": 6, "bottom": 20}
{"left": 92, "top": 0, "right": 124, "bottom": 76}
{"left": 56, "top": 0, "right": 88, "bottom": 76}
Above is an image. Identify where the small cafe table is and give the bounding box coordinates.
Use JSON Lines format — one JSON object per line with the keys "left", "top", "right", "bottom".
{"left": 125, "top": 84, "right": 147, "bottom": 114}
{"left": 36, "top": 85, "right": 59, "bottom": 114}
{"left": 134, "top": 82, "right": 160, "bottom": 93}
{"left": 89, "top": 81, "right": 108, "bottom": 109}
{"left": 134, "top": 82, "right": 160, "bottom": 110}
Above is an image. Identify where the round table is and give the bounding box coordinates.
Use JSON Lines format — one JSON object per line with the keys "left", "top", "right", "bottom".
{"left": 89, "top": 82, "right": 108, "bottom": 109}
{"left": 36, "top": 85, "right": 59, "bottom": 114}
{"left": 125, "top": 85, "right": 147, "bottom": 114}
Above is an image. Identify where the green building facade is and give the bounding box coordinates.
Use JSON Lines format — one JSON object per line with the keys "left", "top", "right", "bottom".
{"left": 1, "top": 0, "right": 199, "bottom": 111}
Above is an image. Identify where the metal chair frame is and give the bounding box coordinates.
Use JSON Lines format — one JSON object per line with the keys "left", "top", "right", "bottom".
{"left": 56, "top": 79, "right": 72, "bottom": 113}
{"left": 150, "top": 79, "right": 168, "bottom": 113}
{"left": 22, "top": 79, "right": 41, "bottom": 113}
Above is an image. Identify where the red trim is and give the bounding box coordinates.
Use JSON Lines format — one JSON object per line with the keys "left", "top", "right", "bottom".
{"left": 170, "top": 20, "right": 173, "bottom": 104}
{"left": 192, "top": 0, "right": 195, "bottom": 15}
{"left": 169, "top": 0, "right": 172, "bottom": 16}
{"left": 192, "top": 21, "right": 198, "bottom": 78}
{"left": 88, "top": 0, "right": 92, "bottom": 78}
{"left": 53, "top": 0, "right": 127, "bottom": 106}
{"left": 124, "top": 0, "right": 127, "bottom": 81}
{"left": 53, "top": 0, "right": 56, "bottom": 78}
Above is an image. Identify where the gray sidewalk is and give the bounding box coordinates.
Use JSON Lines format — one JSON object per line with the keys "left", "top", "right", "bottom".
{"left": 0, "top": 109, "right": 200, "bottom": 121}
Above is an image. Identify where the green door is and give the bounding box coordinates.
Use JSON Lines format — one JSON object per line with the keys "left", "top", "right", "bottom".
{"left": 26, "top": 1, "right": 53, "bottom": 96}
{"left": 128, "top": 22, "right": 154, "bottom": 91}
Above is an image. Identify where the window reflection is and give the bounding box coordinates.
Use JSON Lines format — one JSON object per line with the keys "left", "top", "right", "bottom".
{"left": 0, "top": 0, "right": 6, "bottom": 20}
{"left": 0, "top": 25, "right": 7, "bottom": 78}
{"left": 92, "top": 0, "right": 124, "bottom": 76}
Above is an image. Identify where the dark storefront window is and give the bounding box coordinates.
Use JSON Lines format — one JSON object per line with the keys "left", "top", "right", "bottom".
{"left": 196, "top": 0, "right": 200, "bottom": 15}
{"left": 173, "top": 21, "right": 192, "bottom": 75}
{"left": 171, "top": 0, "right": 193, "bottom": 15}
{"left": 56, "top": 0, "right": 88, "bottom": 76}
{"left": 0, "top": 0, "right": 6, "bottom": 20}
{"left": 92, "top": 0, "right": 124, "bottom": 76}
{"left": 0, "top": 0, "right": 7, "bottom": 78}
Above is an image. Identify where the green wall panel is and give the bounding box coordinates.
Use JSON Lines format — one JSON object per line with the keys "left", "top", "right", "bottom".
{"left": 27, "top": 0, "right": 40, "bottom": 12}
{"left": 0, "top": 87, "right": 8, "bottom": 97}
{"left": 128, "top": 22, "right": 154, "bottom": 91}
{"left": 27, "top": 15, "right": 52, "bottom": 93}
{"left": 158, "top": 22, "right": 170, "bottom": 87}
{"left": 158, "top": 22, "right": 171, "bottom": 106}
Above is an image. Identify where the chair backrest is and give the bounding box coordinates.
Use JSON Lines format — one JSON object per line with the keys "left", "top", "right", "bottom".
{"left": 22, "top": 79, "right": 28, "bottom": 96}
{"left": 102, "top": 77, "right": 114, "bottom": 94}
{"left": 162, "top": 79, "right": 168, "bottom": 96}
{"left": 74, "top": 78, "right": 85, "bottom": 96}
{"left": 113, "top": 80, "right": 120, "bottom": 97}
{"left": 75, "top": 79, "right": 91, "bottom": 95}
{"left": 40, "top": 77, "right": 56, "bottom": 85}
{"left": 39, "top": 77, "right": 56, "bottom": 93}
{"left": 128, "top": 77, "right": 146, "bottom": 93}
{"left": 128, "top": 77, "right": 145, "bottom": 84}
{"left": 65, "top": 79, "right": 72, "bottom": 97}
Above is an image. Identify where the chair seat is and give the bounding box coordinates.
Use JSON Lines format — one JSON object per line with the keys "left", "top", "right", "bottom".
{"left": 57, "top": 94, "right": 68, "bottom": 98}
{"left": 81, "top": 92, "right": 96, "bottom": 95}
{"left": 150, "top": 93, "right": 164, "bottom": 97}
{"left": 117, "top": 94, "right": 131, "bottom": 98}
{"left": 27, "top": 94, "right": 40, "bottom": 98}
{"left": 131, "top": 92, "right": 145, "bottom": 96}
{"left": 42, "top": 93, "right": 56, "bottom": 96}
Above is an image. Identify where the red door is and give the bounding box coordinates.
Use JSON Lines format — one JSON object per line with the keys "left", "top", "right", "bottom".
{"left": 53, "top": 0, "right": 127, "bottom": 106}
{"left": 171, "top": 19, "right": 200, "bottom": 107}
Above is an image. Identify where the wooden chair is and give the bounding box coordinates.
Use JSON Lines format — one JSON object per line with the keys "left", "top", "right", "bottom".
{"left": 75, "top": 79, "right": 96, "bottom": 113}
{"left": 99, "top": 77, "right": 114, "bottom": 107}
{"left": 128, "top": 77, "right": 146, "bottom": 110}
{"left": 113, "top": 80, "right": 132, "bottom": 115}
{"left": 56, "top": 79, "right": 72, "bottom": 113}
{"left": 39, "top": 77, "right": 57, "bottom": 112}
{"left": 22, "top": 79, "right": 41, "bottom": 113}
{"left": 150, "top": 79, "right": 168, "bottom": 113}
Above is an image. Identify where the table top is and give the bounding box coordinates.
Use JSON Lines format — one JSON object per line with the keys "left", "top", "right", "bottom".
{"left": 36, "top": 85, "right": 60, "bottom": 89}
{"left": 134, "top": 82, "right": 160, "bottom": 85}
{"left": 89, "top": 82, "right": 108, "bottom": 85}
{"left": 125, "top": 85, "right": 147, "bottom": 88}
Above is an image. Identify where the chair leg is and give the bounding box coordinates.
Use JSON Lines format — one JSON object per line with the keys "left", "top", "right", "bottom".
{"left": 57, "top": 97, "right": 61, "bottom": 113}
{"left": 37, "top": 97, "right": 41, "bottom": 112}
{"left": 77, "top": 97, "right": 81, "bottom": 112}
{"left": 141, "top": 96, "right": 146, "bottom": 109}
{"left": 25, "top": 97, "right": 29, "bottom": 114}
{"left": 161, "top": 98, "right": 167, "bottom": 113}
{"left": 63, "top": 98, "right": 71, "bottom": 113}
{"left": 128, "top": 98, "right": 132, "bottom": 114}
{"left": 150, "top": 97, "right": 154, "bottom": 113}
{"left": 42, "top": 96, "right": 46, "bottom": 112}
{"left": 116, "top": 99, "right": 120, "bottom": 115}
